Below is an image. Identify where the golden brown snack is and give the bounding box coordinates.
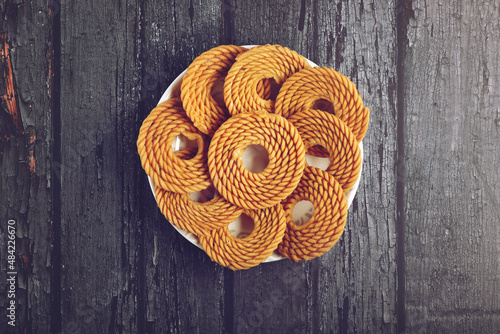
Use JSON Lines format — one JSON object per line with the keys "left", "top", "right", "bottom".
{"left": 155, "top": 186, "right": 243, "bottom": 237}
{"left": 181, "top": 45, "right": 248, "bottom": 136}
{"left": 208, "top": 110, "right": 306, "bottom": 210}
{"left": 278, "top": 166, "right": 348, "bottom": 262}
{"left": 275, "top": 66, "right": 370, "bottom": 145}
{"left": 288, "top": 108, "right": 361, "bottom": 192}
{"left": 224, "top": 44, "right": 311, "bottom": 115}
{"left": 137, "top": 98, "right": 210, "bottom": 193}
{"left": 153, "top": 148, "right": 243, "bottom": 237}
{"left": 199, "top": 204, "right": 286, "bottom": 270}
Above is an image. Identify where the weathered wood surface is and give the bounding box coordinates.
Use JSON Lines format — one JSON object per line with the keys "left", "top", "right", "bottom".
{"left": 402, "top": 1, "right": 500, "bottom": 333}
{"left": 0, "top": 1, "right": 54, "bottom": 333}
{"left": 0, "top": 0, "right": 498, "bottom": 333}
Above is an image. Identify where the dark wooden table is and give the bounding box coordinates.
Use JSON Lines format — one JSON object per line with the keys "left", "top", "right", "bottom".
{"left": 1, "top": 0, "right": 499, "bottom": 333}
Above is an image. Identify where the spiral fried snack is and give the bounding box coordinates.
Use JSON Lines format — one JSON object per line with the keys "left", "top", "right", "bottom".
{"left": 208, "top": 110, "right": 306, "bottom": 210}
{"left": 155, "top": 186, "right": 243, "bottom": 237}
{"left": 275, "top": 67, "right": 370, "bottom": 143}
{"left": 200, "top": 204, "right": 286, "bottom": 270}
{"left": 224, "top": 44, "right": 312, "bottom": 115}
{"left": 278, "top": 166, "right": 348, "bottom": 262}
{"left": 181, "top": 45, "right": 248, "bottom": 136}
{"left": 137, "top": 98, "right": 211, "bottom": 193}
{"left": 288, "top": 109, "right": 361, "bottom": 192}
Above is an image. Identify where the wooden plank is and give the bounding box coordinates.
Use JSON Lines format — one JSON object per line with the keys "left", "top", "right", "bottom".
{"left": 139, "top": 1, "right": 229, "bottom": 333}
{"left": 312, "top": 1, "right": 399, "bottom": 332}
{"left": 57, "top": 0, "right": 228, "bottom": 332}
{"left": 0, "top": 1, "right": 54, "bottom": 332}
{"left": 225, "top": 1, "right": 314, "bottom": 331}
{"left": 402, "top": 1, "right": 500, "bottom": 332}
{"left": 227, "top": 0, "right": 399, "bottom": 332}
{"left": 57, "top": 1, "right": 145, "bottom": 332}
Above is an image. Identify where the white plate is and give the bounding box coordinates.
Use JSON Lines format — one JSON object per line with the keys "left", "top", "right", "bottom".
{"left": 148, "top": 45, "right": 363, "bottom": 262}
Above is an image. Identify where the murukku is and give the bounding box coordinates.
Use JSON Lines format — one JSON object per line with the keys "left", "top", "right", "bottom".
{"left": 155, "top": 184, "right": 243, "bottom": 237}
{"left": 288, "top": 109, "right": 361, "bottom": 192}
{"left": 137, "top": 98, "right": 211, "bottom": 193}
{"left": 275, "top": 67, "right": 370, "bottom": 143}
{"left": 278, "top": 166, "right": 348, "bottom": 262}
{"left": 181, "top": 45, "right": 248, "bottom": 136}
{"left": 199, "top": 204, "right": 286, "bottom": 270}
{"left": 208, "top": 110, "right": 306, "bottom": 210}
{"left": 224, "top": 44, "right": 311, "bottom": 115}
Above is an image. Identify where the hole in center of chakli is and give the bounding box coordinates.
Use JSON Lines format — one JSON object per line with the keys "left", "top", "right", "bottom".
{"left": 242, "top": 144, "right": 269, "bottom": 173}
{"left": 189, "top": 184, "right": 216, "bottom": 203}
{"left": 292, "top": 200, "right": 315, "bottom": 226}
{"left": 228, "top": 213, "right": 255, "bottom": 239}
{"left": 305, "top": 146, "right": 330, "bottom": 171}
{"left": 172, "top": 133, "right": 199, "bottom": 160}
{"left": 210, "top": 77, "right": 225, "bottom": 106}
{"left": 312, "top": 98, "right": 335, "bottom": 114}
{"left": 257, "top": 77, "right": 280, "bottom": 101}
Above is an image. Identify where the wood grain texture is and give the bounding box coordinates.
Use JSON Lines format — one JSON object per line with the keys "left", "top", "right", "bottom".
{"left": 228, "top": 1, "right": 399, "bottom": 332}
{"left": 58, "top": 1, "right": 144, "bottom": 332}
{"left": 0, "top": 1, "right": 54, "bottom": 333}
{"left": 312, "top": 1, "right": 399, "bottom": 332}
{"left": 403, "top": 1, "right": 500, "bottom": 333}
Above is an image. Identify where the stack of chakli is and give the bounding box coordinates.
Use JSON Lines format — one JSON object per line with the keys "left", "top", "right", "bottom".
{"left": 137, "top": 44, "right": 370, "bottom": 270}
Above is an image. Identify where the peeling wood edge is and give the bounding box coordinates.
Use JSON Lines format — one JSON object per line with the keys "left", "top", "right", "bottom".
{"left": 0, "top": 34, "right": 24, "bottom": 135}
{"left": 0, "top": 33, "right": 39, "bottom": 176}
